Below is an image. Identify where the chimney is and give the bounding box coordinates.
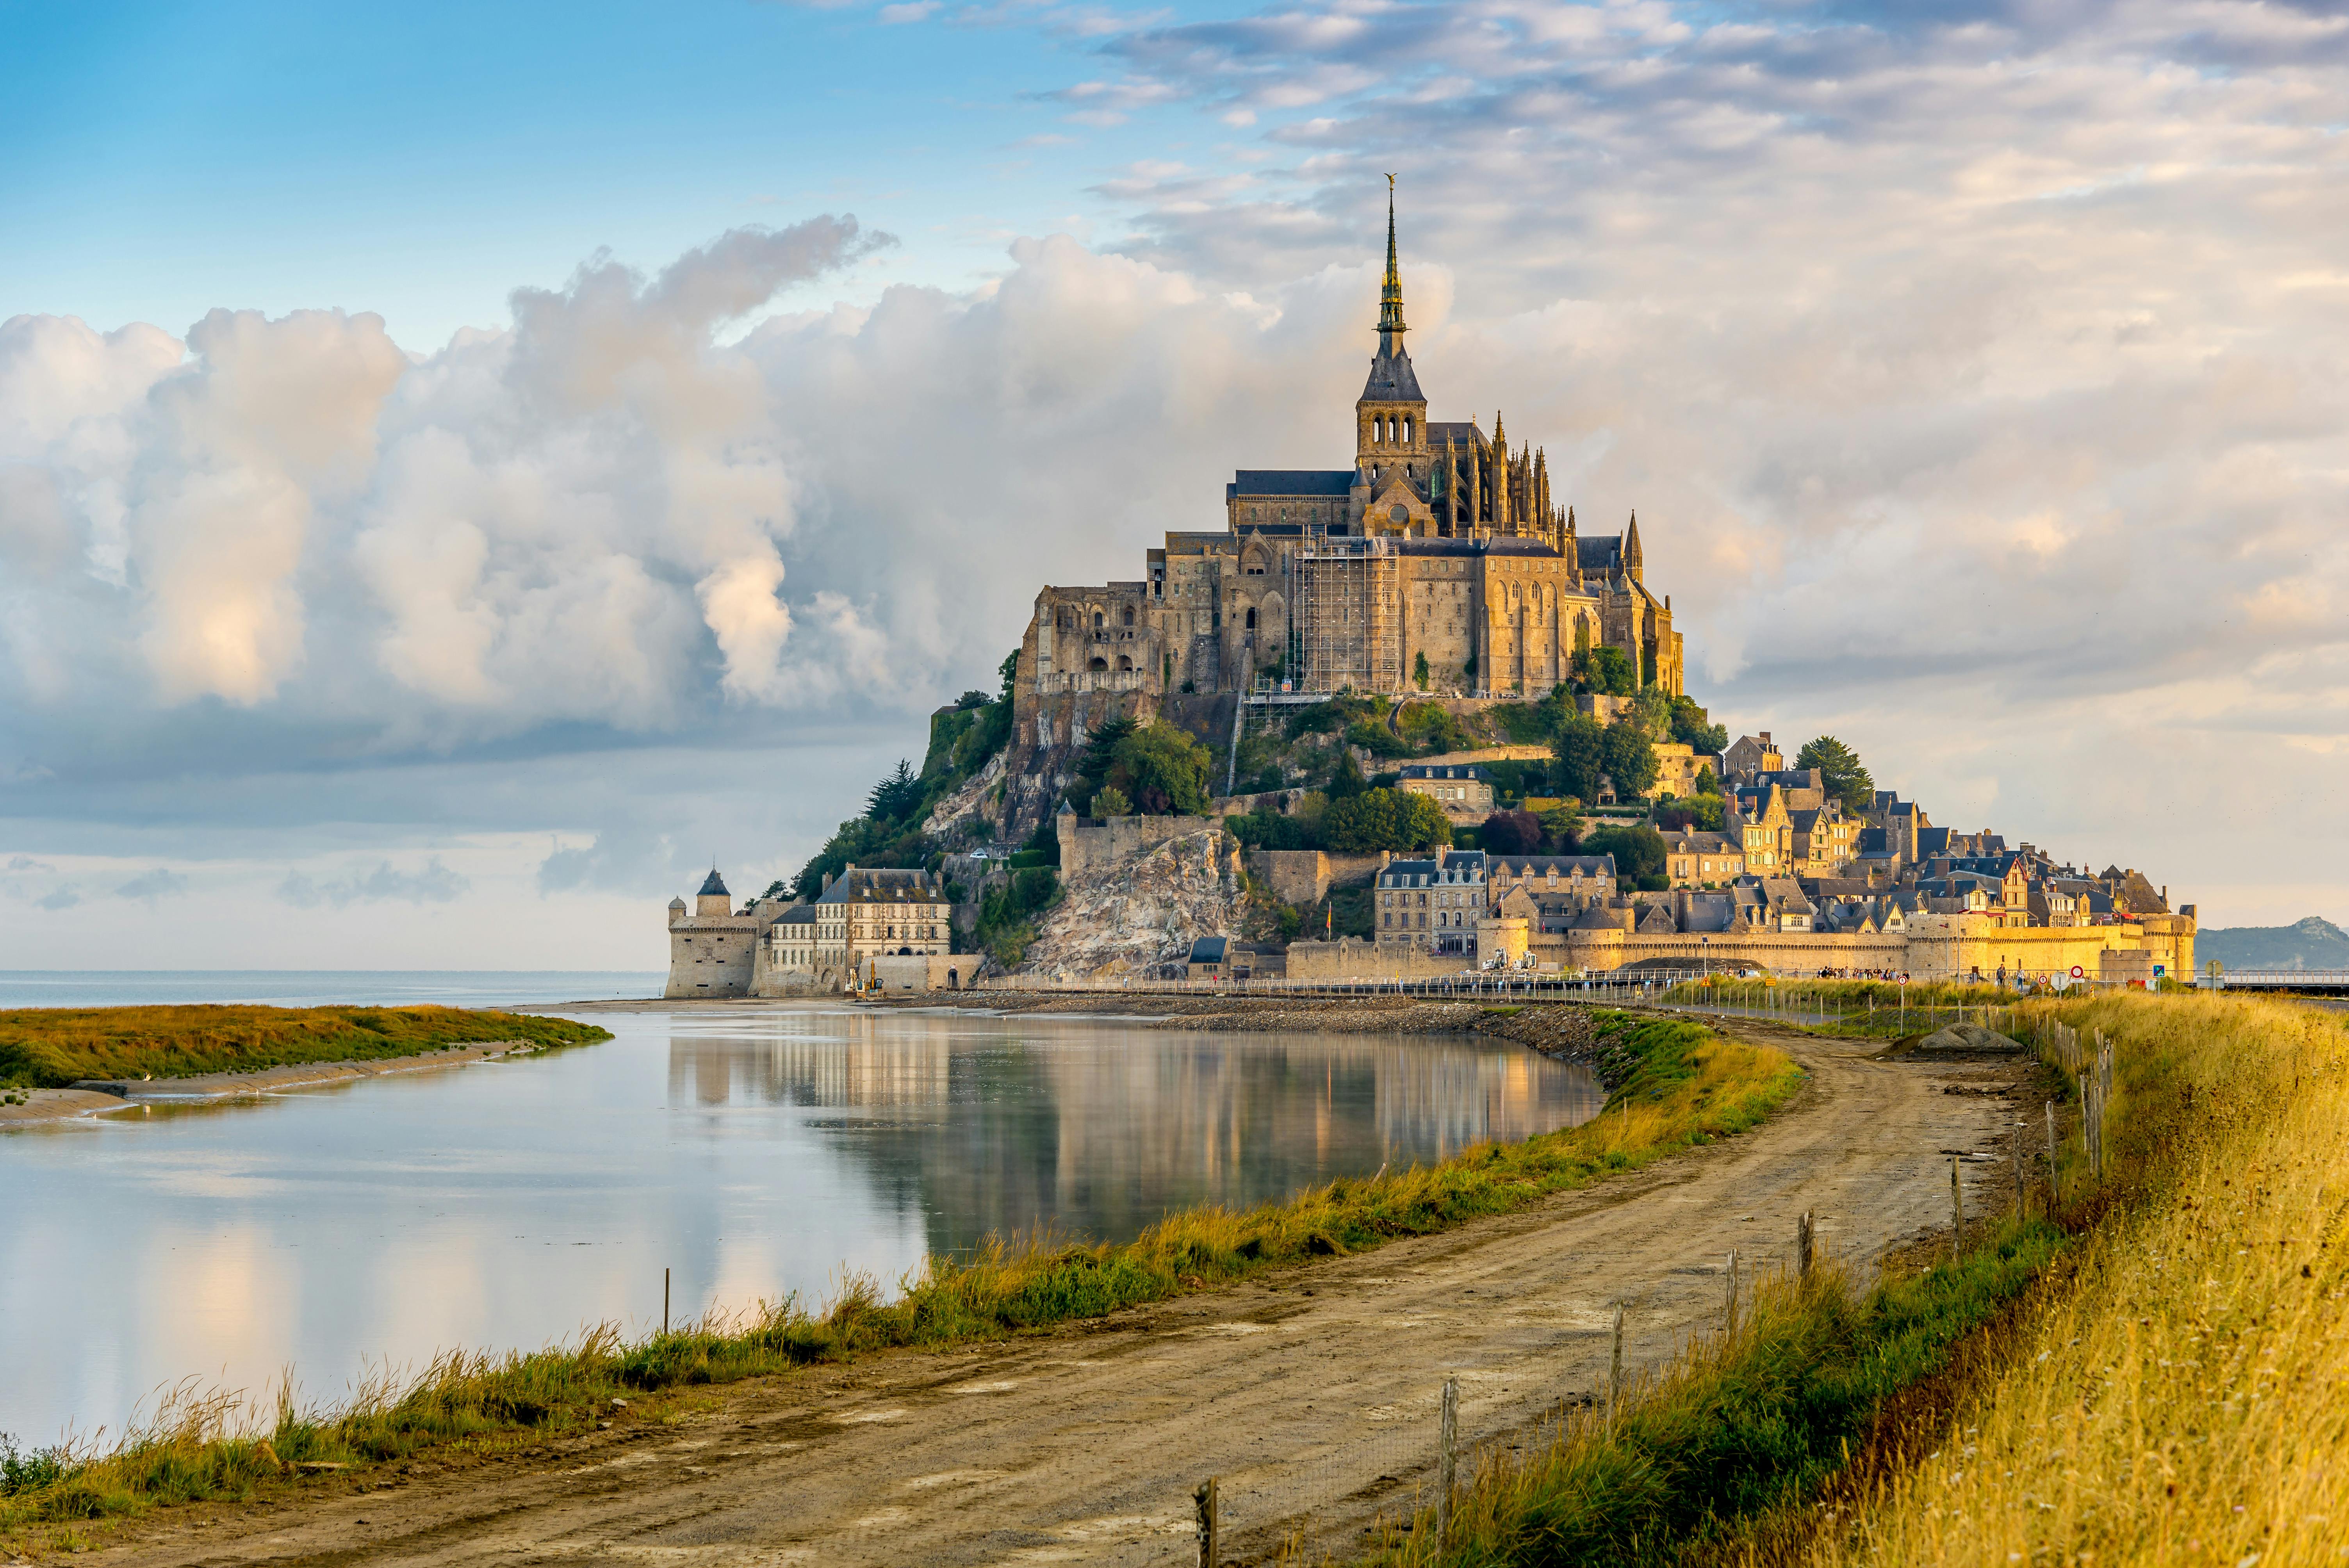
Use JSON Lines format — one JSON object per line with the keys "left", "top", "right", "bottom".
{"left": 822, "top": 871, "right": 833, "bottom": 892}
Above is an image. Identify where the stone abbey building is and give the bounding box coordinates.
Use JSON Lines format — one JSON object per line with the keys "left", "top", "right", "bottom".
{"left": 1022, "top": 190, "right": 1684, "bottom": 705}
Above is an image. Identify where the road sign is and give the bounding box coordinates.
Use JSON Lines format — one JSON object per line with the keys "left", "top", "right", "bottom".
{"left": 2070, "top": 965, "right": 2085, "bottom": 979}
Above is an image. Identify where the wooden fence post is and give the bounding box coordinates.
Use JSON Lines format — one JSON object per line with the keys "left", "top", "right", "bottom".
{"left": 1724, "top": 1248, "right": 1739, "bottom": 1335}
{"left": 663, "top": 1267, "right": 670, "bottom": 1335}
{"left": 1438, "top": 1378, "right": 1459, "bottom": 1545}
{"left": 1609, "top": 1306, "right": 1625, "bottom": 1427}
{"left": 2045, "top": 1100, "right": 2058, "bottom": 1202}
{"left": 1798, "top": 1211, "right": 1815, "bottom": 1280}
{"left": 1950, "top": 1156, "right": 1963, "bottom": 1258}
{"left": 1194, "top": 1476, "right": 1217, "bottom": 1568}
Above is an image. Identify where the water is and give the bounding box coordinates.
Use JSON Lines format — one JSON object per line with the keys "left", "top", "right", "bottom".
{"left": 0, "top": 1003, "right": 1600, "bottom": 1445}
{"left": 0, "top": 971, "right": 665, "bottom": 1010}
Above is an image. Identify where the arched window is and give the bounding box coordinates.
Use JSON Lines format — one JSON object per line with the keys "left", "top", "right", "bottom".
{"left": 1244, "top": 608, "right": 1258, "bottom": 630}
{"left": 1093, "top": 611, "right": 1103, "bottom": 629}
{"left": 1088, "top": 656, "right": 1108, "bottom": 671}
{"left": 1116, "top": 654, "right": 1134, "bottom": 670}
{"left": 1121, "top": 605, "right": 1134, "bottom": 627}
{"left": 1403, "top": 415, "right": 1413, "bottom": 444}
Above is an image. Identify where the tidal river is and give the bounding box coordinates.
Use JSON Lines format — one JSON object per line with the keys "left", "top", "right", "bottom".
{"left": 0, "top": 1005, "right": 1600, "bottom": 1445}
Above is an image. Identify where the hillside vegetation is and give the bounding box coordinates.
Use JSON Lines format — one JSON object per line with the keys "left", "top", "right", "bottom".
{"left": 2198, "top": 914, "right": 2349, "bottom": 971}
{"left": 0, "top": 1006, "right": 611, "bottom": 1088}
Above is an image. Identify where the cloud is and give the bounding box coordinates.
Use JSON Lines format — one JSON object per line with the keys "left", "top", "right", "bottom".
{"left": 276, "top": 858, "right": 471, "bottom": 910}
{"left": 114, "top": 868, "right": 188, "bottom": 902}
{"left": 6, "top": 855, "right": 53, "bottom": 873}
{"left": 34, "top": 886, "right": 80, "bottom": 911}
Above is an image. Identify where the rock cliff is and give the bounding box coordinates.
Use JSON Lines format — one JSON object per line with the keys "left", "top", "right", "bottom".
{"left": 1015, "top": 827, "right": 1252, "bottom": 981}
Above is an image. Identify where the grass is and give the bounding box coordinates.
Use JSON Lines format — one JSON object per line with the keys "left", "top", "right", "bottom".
{"left": 0, "top": 1011, "right": 1801, "bottom": 1534}
{"left": 1355, "top": 1217, "right": 2066, "bottom": 1567}
{"left": 0, "top": 1005, "right": 612, "bottom": 1089}
{"left": 1346, "top": 991, "right": 2349, "bottom": 1568}
{"left": 1779, "top": 992, "right": 2349, "bottom": 1568}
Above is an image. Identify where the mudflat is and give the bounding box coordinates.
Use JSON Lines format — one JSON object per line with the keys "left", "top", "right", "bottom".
{"left": 90, "top": 1015, "right": 2039, "bottom": 1567}
{"left": 0, "top": 1042, "right": 549, "bottom": 1131}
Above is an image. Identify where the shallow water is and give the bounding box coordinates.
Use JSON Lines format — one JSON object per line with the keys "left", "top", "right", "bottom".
{"left": 0, "top": 1004, "right": 1600, "bottom": 1444}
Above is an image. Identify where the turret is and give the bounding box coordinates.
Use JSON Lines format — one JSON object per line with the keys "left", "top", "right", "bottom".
{"left": 1491, "top": 412, "right": 1511, "bottom": 532}
{"left": 1444, "top": 430, "right": 1459, "bottom": 535}
{"left": 1564, "top": 505, "right": 1581, "bottom": 585}
{"left": 695, "top": 867, "right": 731, "bottom": 918}
{"left": 1624, "top": 511, "right": 1644, "bottom": 582}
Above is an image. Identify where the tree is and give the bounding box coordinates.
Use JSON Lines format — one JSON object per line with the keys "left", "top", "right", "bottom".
{"left": 1322, "top": 788, "right": 1453, "bottom": 852}
{"left": 1670, "top": 695, "right": 1728, "bottom": 755}
{"left": 1552, "top": 713, "right": 1606, "bottom": 803}
{"left": 1796, "top": 735, "right": 1875, "bottom": 812}
{"left": 1479, "top": 809, "right": 1543, "bottom": 855}
{"left": 1106, "top": 722, "right": 1212, "bottom": 815}
{"left": 1067, "top": 716, "right": 1138, "bottom": 813}
{"left": 866, "top": 759, "right": 922, "bottom": 825}
{"left": 1413, "top": 650, "right": 1430, "bottom": 690}
{"left": 1601, "top": 718, "right": 1660, "bottom": 799}
{"left": 1583, "top": 824, "right": 1667, "bottom": 887}
{"left": 1093, "top": 787, "right": 1132, "bottom": 818}
{"left": 1326, "top": 749, "right": 1368, "bottom": 800}
{"left": 1585, "top": 645, "right": 1637, "bottom": 696}
{"left": 1535, "top": 804, "right": 1583, "bottom": 853}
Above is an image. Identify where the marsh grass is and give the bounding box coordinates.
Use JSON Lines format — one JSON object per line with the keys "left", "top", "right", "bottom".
{"left": 0, "top": 1005, "right": 611, "bottom": 1088}
{"left": 0, "top": 1012, "right": 1800, "bottom": 1533}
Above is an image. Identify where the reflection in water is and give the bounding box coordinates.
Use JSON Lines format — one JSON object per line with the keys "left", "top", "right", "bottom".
{"left": 1, "top": 1007, "right": 1596, "bottom": 1445}
{"left": 663, "top": 1011, "right": 1602, "bottom": 1256}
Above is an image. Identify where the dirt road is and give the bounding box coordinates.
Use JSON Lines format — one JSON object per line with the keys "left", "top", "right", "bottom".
{"left": 100, "top": 1020, "right": 2033, "bottom": 1568}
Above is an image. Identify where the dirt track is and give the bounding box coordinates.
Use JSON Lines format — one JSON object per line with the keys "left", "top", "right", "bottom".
{"left": 95, "top": 1018, "right": 2034, "bottom": 1568}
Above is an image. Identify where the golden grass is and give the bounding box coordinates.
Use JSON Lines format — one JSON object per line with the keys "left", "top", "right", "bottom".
{"left": 1791, "top": 993, "right": 2349, "bottom": 1568}
{"left": 0, "top": 1005, "right": 610, "bottom": 1087}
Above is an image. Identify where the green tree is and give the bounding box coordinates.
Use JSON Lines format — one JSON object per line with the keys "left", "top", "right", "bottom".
{"left": 1583, "top": 823, "right": 1667, "bottom": 887}
{"left": 1322, "top": 789, "right": 1452, "bottom": 852}
{"left": 1796, "top": 735, "right": 1876, "bottom": 812}
{"left": 1552, "top": 713, "right": 1606, "bottom": 803}
{"left": 1602, "top": 718, "right": 1660, "bottom": 800}
{"left": 1066, "top": 716, "right": 1139, "bottom": 814}
{"left": 1479, "top": 809, "right": 1543, "bottom": 855}
{"left": 1105, "top": 722, "right": 1212, "bottom": 815}
{"left": 1326, "top": 750, "right": 1368, "bottom": 800}
{"left": 1585, "top": 645, "right": 1637, "bottom": 696}
{"left": 1413, "top": 650, "right": 1430, "bottom": 690}
{"left": 866, "top": 759, "right": 921, "bottom": 825}
{"left": 1535, "top": 804, "right": 1583, "bottom": 853}
{"left": 1669, "top": 695, "right": 1728, "bottom": 755}
{"left": 1093, "top": 786, "right": 1132, "bottom": 818}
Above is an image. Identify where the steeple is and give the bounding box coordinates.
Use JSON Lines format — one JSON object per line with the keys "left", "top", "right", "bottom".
{"left": 1377, "top": 174, "right": 1406, "bottom": 353}
{"left": 1444, "top": 430, "right": 1459, "bottom": 535}
{"left": 1624, "top": 510, "right": 1644, "bottom": 581}
{"left": 1565, "top": 504, "right": 1581, "bottom": 585}
{"left": 1355, "top": 174, "right": 1426, "bottom": 478}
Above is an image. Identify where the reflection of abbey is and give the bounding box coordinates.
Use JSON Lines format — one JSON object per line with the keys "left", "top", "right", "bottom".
{"left": 1023, "top": 190, "right": 1683, "bottom": 704}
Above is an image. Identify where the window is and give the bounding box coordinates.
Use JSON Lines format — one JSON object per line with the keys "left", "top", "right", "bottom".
{"left": 1244, "top": 608, "right": 1257, "bottom": 630}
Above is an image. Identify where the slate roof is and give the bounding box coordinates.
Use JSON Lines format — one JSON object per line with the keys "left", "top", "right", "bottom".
{"left": 698, "top": 868, "right": 729, "bottom": 897}
{"left": 815, "top": 867, "right": 933, "bottom": 905}
{"left": 1228, "top": 470, "right": 1356, "bottom": 498}
{"left": 1399, "top": 764, "right": 1490, "bottom": 782}
{"left": 777, "top": 905, "right": 818, "bottom": 926}
{"left": 1188, "top": 936, "right": 1231, "bottom": 964}
{"left": 1361, "top": 346, "right": 1425, "bottom": 403}
{"left": 1575, "top": 536, "right": 1624, "bottom": 572}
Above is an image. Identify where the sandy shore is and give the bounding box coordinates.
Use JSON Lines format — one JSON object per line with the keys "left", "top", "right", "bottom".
{"left": 0, "top": 1041, "right": 553, "bottom": 1131}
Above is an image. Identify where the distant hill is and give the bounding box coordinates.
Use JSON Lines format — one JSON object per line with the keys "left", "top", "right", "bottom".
{"left": 2199, "top": 917, "right": 2349, "bottom": 972}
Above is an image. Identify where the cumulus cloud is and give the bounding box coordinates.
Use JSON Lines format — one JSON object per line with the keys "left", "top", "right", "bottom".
{"left": 2, "top": 2, "right": 2345, "bottom": 932}
{"left": 277, "top": 858, "right": 471, "bottom": 910}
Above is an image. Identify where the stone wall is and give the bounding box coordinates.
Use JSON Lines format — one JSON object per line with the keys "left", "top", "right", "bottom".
{"left": 1285, "top": 938, "right": 1473, "bottom": 980}
{"left": 1247, "top": 849, "right": 1388, "bottom": 907}
{"left": 1058, "top": 812, "right": 1223, "bottom": 878}
{"left": 665, "top": 915, "right": 759, "bottom": 997}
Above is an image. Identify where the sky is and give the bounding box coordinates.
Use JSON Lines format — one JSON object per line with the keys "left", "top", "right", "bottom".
{"left": 2, "top": 0, "right": 2344, "bottom": 970}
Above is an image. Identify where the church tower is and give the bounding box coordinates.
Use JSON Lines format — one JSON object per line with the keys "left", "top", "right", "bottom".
{"left": 1355, "top": 176, "right": 1428, "bottom": 485}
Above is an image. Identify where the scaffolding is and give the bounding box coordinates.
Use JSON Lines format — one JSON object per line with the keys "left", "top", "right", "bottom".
{"left": 1288, "top": 535, "right": 1403, "bottom": 695}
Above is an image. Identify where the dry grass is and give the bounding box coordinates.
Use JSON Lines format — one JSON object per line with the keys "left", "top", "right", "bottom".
{"left": 1785, "top": 992, "right": 2349, "bottom": 1568}
{"left": 0, "top": 1005, "right": 610, "bottom": 1087}
{"left": 0, "top": 1012, "right": 1800, "bottom": 1534}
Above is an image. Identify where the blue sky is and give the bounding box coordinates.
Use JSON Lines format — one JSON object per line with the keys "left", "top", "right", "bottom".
{"left": 5, "top": 0, "right": 1247, "bottom": 344}
{"left": 2, "top": 0, "right": 2345, "bottom": 965}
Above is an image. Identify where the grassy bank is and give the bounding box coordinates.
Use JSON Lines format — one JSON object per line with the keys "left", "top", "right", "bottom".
{"left": 0, "top": 1005, "right": 612, "bottom": 1089}
{"left": 1351, "top": 992, "right": 2349, "bottom": 1568}
{"left": 1781, "top": 992, "right": 2349, "bottom": 1568}
{"left": 0, "top": 1012, "right": 1800, "bottom": 1534}
{"left": 1360, "top": 1215, "right": 2066, "bottom": 1567}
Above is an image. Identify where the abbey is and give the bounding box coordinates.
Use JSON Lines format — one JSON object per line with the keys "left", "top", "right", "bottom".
{"left": 1022, "top": 189, "right": 1684, "bottom": 705}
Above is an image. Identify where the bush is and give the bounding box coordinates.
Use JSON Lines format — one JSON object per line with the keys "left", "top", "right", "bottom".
{"left": 1345, "top": 720, "right": 1412, "bottom": 759}
{"left": 1583, "top": 823, "right": 1667, "bottom": 885}
{"left": 1479, "top": 809, "right": 1543, "bottom": 855}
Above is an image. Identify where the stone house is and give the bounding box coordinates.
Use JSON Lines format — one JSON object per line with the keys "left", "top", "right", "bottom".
{"left": 1376, "top": 848, "right": 1489, "bottom": 954}
{"left": 1663, "top": 831, "right": 1743, "bottom": 888}
{"left": 1398, "top": 763, "right": 1494, "bottom": 819}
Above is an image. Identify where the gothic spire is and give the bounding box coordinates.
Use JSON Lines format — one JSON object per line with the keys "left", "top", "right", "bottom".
{"left": 1377, "top": 173, "right": 1406, "bottom": 348}
{"left": 1625, "top": 509, "right": 1644, "bottom": 581}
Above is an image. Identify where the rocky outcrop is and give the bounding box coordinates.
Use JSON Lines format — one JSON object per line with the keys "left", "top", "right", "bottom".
{"left": 1016, "top": 827, "right": 1251, "bottom": 981}
{"left": 921, "top": 750, "right": 1007, "bottom": 842}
